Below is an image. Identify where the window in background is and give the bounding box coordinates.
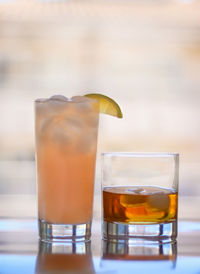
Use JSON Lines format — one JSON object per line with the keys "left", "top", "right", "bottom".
{"left": 0, "top": 0, "right": 200, "bottom": 219}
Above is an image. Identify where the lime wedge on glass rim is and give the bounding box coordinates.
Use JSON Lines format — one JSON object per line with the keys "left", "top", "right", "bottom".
{"left": 84, "top": 93, "right": 123, "bottom": 118}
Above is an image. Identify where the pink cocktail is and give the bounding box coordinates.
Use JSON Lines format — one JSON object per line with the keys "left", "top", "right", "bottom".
{"left": 35, "top": 95, "right": 99, "bottom": 241}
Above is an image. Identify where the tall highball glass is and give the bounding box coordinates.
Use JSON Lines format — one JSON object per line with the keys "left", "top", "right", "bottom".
{"left": 35, "top": 96, "right": 99, "bottom": 242}
{"left": 102, "top": 153, "right": 179, "bottom": 243}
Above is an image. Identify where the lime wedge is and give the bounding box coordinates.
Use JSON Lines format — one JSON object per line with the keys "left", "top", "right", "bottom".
{"left": 84, "top": 93, "right": 123, "bottom": 118}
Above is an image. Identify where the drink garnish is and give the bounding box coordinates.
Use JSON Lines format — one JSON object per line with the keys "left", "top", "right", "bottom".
{"left": 84, "top": 93, "right": 123, "bottom": 118}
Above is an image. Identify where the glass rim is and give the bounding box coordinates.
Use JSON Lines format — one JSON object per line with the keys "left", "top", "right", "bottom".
{"left": 34, "top": 97, "right": 97, "bottom": 104}
{"left": 101, "top": 152, "right": 179, "bottom": 158}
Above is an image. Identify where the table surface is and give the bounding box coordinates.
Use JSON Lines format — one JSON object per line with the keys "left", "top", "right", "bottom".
{"left": 0, "top": 219, "right": 200, "bottom": 274}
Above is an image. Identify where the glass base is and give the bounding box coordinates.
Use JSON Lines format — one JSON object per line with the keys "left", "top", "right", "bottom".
{"left": 103, "top": 221, "right": 177, "bottom": 244}
{"left": 39, "top": 219, "right": 91, "bottom": 242}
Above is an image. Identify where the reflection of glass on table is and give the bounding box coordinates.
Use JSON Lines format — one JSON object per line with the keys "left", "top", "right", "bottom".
{"left": 35, "top": 241, "right": 95, "bottom": 274}
{"left": 102, "top": 153, "right": 179, "bottom": 244}
{"left": 101, "top": 241, "right": 177, "bottom": 273}
{"left": 103, "top": 241, "right": 177, "bottom": 262}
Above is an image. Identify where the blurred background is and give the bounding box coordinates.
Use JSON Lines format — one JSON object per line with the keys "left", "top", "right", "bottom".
{"left": 0, "top": 0, "right": 200, "bottom": 220}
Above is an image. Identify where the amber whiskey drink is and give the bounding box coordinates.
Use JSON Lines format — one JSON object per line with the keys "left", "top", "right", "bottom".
{"left": 102, "top": 153, "right": 179, "bottom": 243}
{"left": 103, "top": 186, "right": 178, "bottom": 224}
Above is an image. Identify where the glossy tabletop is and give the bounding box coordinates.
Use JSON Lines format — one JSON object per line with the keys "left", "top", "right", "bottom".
{"left": 0, "top": 219, "right": 200, "bottom": 274}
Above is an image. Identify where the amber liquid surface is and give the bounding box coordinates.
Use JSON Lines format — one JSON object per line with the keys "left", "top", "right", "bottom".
{"left": 103, "top": 186, "right": 178, "bottom": 224}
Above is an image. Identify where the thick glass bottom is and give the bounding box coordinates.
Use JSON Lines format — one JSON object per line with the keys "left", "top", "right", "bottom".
{"left": 39, "top": 219, "right": 91, "bottom": 242}
{"left": 103, "top": 221, "right": 177, "bottom": 244}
